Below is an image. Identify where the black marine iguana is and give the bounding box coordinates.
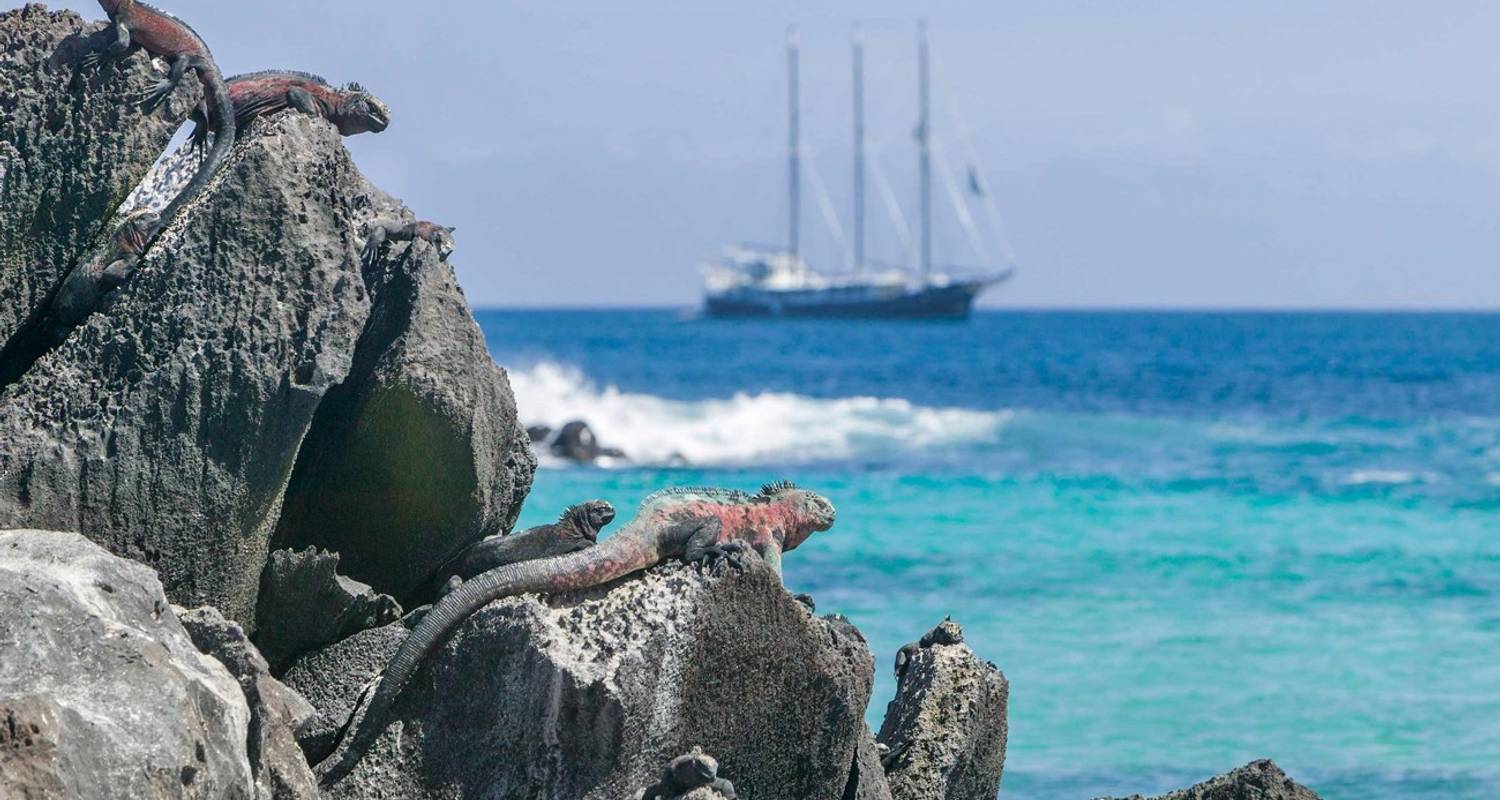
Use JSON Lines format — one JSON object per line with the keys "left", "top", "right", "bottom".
{"left": 360, "top": 218, "right": 456, "bottom": 267}
{"left": 45, "top": 209, "right": 159, "bottom": 333}
{"left": 641, "top": 748, "right": 739, "bottom": 800}
{"left": 432, "top": 499, "right": 616, "bottom": 598}
{"left": 315, "top": 481, "right": 836, "bottom": 787}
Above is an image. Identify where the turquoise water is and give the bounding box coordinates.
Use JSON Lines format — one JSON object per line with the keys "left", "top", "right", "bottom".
{"left": 482, "top": 310, "right": 1500, "bottom": 799}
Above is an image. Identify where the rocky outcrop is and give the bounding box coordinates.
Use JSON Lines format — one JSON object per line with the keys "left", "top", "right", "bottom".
{"left": 1097, "top": 760, "right": 1323, "bottom": 800}
{"left": 0, "top": 16, "right": 532, "bottom": 624}
{"left": 286, "top": 560, "right": 874, "bottom": 799}
{"left": 877, "top": 619, "right": 1008, "bottom": 800}
{"left": 253, "top": 547, "right": 402, "bottom": 671}
{"left": 271, "top": 213, "right": 535, "bottom": 603}
{"left": 0, "top": 5, "right": 195, "bottom": 356}
{"left": 0, "top": 111, "right": 369, "bottom": 624}
{"left": 0, "top": 529, "right": 254, "bottom": 799}
{"left": 845, "top": 725, "right": 895, "bottom": 800}
{"left": 279, "top": 614, "right": 416, "bottom": 764}
{"left": 179, "top": 606, "right": 320, "bottom": 800}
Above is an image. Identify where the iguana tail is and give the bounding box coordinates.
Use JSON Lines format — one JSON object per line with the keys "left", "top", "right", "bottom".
{"left": 314, "top": 534, "right": 656, "bottom": 788}
{"left": 152, "top": 65, "right": 235, "bottom": 243}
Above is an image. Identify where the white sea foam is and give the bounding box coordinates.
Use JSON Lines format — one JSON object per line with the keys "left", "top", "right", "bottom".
{"left": 508, "top": 361, "right": 1011, "bottom": 467}
{"left": 1340, "top": 469, "right": 1425, "bottom": 486}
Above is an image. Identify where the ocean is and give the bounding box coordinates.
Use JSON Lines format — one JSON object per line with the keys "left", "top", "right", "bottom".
{"left": 478, "top": 309, "right": 1500, "bottom": 800}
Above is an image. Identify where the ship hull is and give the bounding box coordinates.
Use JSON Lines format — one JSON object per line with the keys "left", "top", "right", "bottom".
{"left": 705, "top": 277, "right": 1003, "bottom": 320}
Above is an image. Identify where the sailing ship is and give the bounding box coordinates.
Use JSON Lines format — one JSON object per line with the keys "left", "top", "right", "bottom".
{"left": 702, "top": 23, "right": 1015, "bottom": 320}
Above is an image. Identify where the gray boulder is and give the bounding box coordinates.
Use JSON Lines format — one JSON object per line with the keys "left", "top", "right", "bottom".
{"left": 179, "top": 606, "right": 320, "bottom": 800}
{"left": 271, "top": 206, "right": 535, "bottom": 603}
{"left": 0, "top": 4, "right": 194, "bottom": 355}
{"left": 253, "top": 547, "right": 402, "bottom": 671}
{"left": 1096, "top": 759, "right": 1322, "bottom": 800}
{"left": 0, "top": 529, "right": 254, "bottom": 799}
{"left": 289, "top": 560, "right": 875, "bottom": 799}
{"left": 877, "top": 619, "right": 1008, "bottom": 800}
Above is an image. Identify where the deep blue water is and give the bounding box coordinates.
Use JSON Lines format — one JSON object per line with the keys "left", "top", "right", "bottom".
{"left": 478, "top": 309, "right": 1500, "bottom": 800}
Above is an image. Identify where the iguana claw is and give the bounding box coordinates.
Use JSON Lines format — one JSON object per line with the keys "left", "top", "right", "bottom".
{"left": 138, "top": 79, "right": 175, "bottom": 113}
{"left": 693, "top": 540, "right": 749, "bottom": 575}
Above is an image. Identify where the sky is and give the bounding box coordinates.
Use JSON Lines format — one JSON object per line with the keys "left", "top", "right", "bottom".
{"left": 52, "top": 1, "right": 1500, "bottom": 309}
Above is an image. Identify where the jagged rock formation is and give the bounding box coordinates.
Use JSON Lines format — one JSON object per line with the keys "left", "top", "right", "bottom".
{"left": 877, "top": 619, "right": 1008, "bottom": 800}
{"left": 0, "top": 12, "right": 533, "bottom": 625}
{"left": 253, "top": 547, "right": 402, "bottom": 671}
{"left": 270, "top": 207, "right": 535, "bottom": 603}
{"left": 284, "top": 560, "right": 875, "bottom": 799}
{"left": 0, "top": 5, "right": 195, "bottom": 354}
{"left": 179, "top": 606, "right": 320, "bottom": 800}
{"left": 1096, "top": 759, "right": 1323, "bottom": 800}
{"left": 0, "top": 529, "right": 255, "bottom": 799}
{"left": 845, "top": 725, "right": 895, "bottom": 800}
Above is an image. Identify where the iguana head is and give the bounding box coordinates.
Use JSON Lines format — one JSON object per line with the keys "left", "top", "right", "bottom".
{"left": 113, "top": 209, "right": 160, "bottom": 254}
{"left": 562, "top": 499, "right": 615, "bottom": 541}
{"left": 668, "top": 748, "right": 719, "bottom": 789}
{"left": 759, "top": 480, "right": 836, "bottom": 551}
{"left": 414, "top": 221, "right": 457, "bottom": 260}
{"left": 334, "top": 83, "right": 391, "bottom": 135}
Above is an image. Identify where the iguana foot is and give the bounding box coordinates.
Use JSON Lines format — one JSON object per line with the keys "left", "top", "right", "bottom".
{"left": 879, "top": 739, "right": 910, "bottom": 770}
{"left": 439, "top": 575, "right": 462, "bottom": 599}
{"left": 138, "top": 79, "right": 176, "bottom": 113}
{"left": 691, "top": 541, "right": 749, "bottom": 575}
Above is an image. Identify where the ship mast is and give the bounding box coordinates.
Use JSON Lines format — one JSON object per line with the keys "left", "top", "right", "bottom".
{"left": 917, "top": 20, "right": 932, "bottom": 279}
{"left": 852, "top": 24, "right": 866, "bottom": 275}
{"left": 787, "top": 26, "right": 801, "bottom": 259}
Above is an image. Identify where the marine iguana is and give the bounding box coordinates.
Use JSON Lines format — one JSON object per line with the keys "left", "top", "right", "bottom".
{"left": 81, "top": 0, "right": 236, "bottom": 240}
{"left": 641, "top": 748, "right": 739, "bottom": 800}
{"left": 893, "top": 616, "right": 964, "bottom": 680}
{"left": 44, "top": 209, "right": 159, "bottom": 333}
{"left": 315, "top": 481, "right": 836, "bottom": 787}
{"left": 360, "top": 218, "right": 456, "bottom": 267}
{"left": 432, "top": 499, "right": 616, "bottom": 599}
{"left": 188, "top": 71, "right": 390, "bottom": 155}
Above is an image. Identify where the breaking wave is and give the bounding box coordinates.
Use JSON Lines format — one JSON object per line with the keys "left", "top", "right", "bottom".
{"left": 508, "top": 361, "right": 1011, "bottom": 467}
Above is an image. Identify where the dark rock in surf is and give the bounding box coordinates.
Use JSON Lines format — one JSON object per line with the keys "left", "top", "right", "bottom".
{"left": 1094, "top": 759, "right": 1323, "bottom": 800}
{"left": 551, "top": 418, "right": 602, "bottom": 461}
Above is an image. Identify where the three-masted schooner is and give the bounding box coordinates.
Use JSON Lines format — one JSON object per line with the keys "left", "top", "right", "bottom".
{"left": 702, "top": 23, "right": 1014, "bottom": 320}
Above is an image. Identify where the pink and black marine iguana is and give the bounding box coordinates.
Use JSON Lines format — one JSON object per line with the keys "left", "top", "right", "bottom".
{"left": 81, "top": 0, "right": 235, "bottom": 238}
{"left": 188, "top": 71, "right": 390, "bottom": 155}
{"left": 314, "top": 481, "right": 836, "bottom": 787}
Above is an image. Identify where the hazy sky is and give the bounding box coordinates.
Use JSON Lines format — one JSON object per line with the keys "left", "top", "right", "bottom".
{"left": 52, "top": 1, "right": 1500, "bottom": 308}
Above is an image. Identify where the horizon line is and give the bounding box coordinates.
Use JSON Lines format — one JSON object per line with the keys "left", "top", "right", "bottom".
{"left": 472, "top": 304, "right": 1500, "bottom": 314}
